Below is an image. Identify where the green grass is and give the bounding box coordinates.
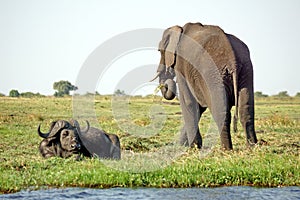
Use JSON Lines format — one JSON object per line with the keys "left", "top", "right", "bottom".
{"left": 0, "top": 96, "right": 299, "bottom": 193}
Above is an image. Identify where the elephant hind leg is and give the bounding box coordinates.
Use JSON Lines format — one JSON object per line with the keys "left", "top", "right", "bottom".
{"left": 237, "top": 62, "right": 258, "bottom": 146}
{"left": 239, "top": 88, "right": 258, "bottom": 146}
{"left": 210, "top": 94, "right": 233, "bottom": 150}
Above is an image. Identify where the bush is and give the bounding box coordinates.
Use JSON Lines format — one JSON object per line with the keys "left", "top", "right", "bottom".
{"left": 9, "top": 89, "right": 20, "bottom": 97}
{"left": 255, "top": 91, "right": 268, "bottom": 98}
{"left": 114, "top": 89, "right": 126, "bottom": 96}
{"left": 54, "top": 91, "right": 65, "bottom": 97}
{"left": 277, "top": 91, "right": 290, "bottom": 97}
{"left": 20, "top": 92, "right": 44, "bottom": 98}
{"left": 276, "top": 91, "right": 290, "bottom": 97}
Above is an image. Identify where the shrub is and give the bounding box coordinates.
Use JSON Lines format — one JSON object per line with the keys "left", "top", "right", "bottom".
{"left": 9, "top": 89, "right": 20, "bottom": 97}
{"left": 20, "top": 92, "right": 45, "bottom": 98}
{"left": 255, "top": 91, "right": 268, "bottom": 98}
{"left": 274, "top": 91, "right": 289, "bottom": 97}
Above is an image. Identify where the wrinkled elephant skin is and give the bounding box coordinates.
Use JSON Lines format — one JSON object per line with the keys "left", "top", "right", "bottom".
{"left": 153, "top": 22, "right": 258, "bottom": 150}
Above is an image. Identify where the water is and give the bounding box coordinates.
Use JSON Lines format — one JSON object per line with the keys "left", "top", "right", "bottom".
{"left": 1, "top": 187, "right": 299, "bottom": 200}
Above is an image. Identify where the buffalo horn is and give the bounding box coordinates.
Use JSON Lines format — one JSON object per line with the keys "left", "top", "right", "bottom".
{"left": 81, "top": 120, "right": 90, "bottom": 134}
{"left": 47, "top": 120, "right": 68, "bottom": 138}
{"left": 73, "top": 120, "right": 90, "bottom": 134}
{"left": 37, "top": 124, "right": 50, "bottom": 138}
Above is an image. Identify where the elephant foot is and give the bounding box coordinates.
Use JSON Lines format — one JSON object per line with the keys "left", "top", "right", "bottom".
{"left": 179, "top": 128, "right": 202, "bottom": 149}
{"left": 189, "top": 134, "right": 202, "bottom": 149}
{"left": 220, "top": 138, "right": 233, "bottom": 150}
{"left": 221, "top": 144, "right": 233, "bottom": 151}
{"left": 220, "top": 127, "right": 233, "bottom": 150}
{"left": 179, "top": 139, "right": 202, "bottom": 149}
{"left": 245, "top": 125, "right": 258, "bottom": 146}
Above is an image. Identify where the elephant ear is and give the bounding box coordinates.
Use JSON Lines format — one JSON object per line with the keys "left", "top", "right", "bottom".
{"left": 162, "top": 26, "right": 182, "bottom": 67}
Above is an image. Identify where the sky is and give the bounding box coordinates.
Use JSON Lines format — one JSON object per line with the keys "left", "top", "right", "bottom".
{"left": 0, "top": 0, "right": 300, "bottom": 96}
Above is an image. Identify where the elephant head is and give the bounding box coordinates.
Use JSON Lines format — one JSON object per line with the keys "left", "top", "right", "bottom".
{"left": 150, "top": 26, "right": 183, "bottom": 100}
{"left": 38, "top": 120, "right": 89, "bottom": 158}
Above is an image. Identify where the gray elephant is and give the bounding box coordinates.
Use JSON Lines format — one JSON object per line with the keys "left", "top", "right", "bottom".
{"left": 151, "top": 22, "right": 258, "bottom": 150}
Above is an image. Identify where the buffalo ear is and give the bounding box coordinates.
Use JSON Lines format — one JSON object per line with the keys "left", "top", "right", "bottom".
{"left": 164, "top": 26, "right": 182, "bottom": 67}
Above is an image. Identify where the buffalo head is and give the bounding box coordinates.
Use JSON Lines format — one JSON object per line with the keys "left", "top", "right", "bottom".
{"left": 38, "top": 120, "right": 89, "bottom": 158}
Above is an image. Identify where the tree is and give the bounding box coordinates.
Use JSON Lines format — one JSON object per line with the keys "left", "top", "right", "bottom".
{"left": 53, "top": 80, "right": 78, "bottom": 97}
{"left": 9, "top": 89, "right": 20, "bottom": 97}
{"left": 254, "top": 91, "right": 268, "bottom": 98}
{"left": 275, "top": 91, "right": 289, "bottom": 98}
{"left": 114, "top": 89, "right": 126, "bottom": 96}
{"left": 295, "top": 92, "right": 300, "bottom": 98}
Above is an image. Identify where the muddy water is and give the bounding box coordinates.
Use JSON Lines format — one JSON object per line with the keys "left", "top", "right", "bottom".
{"left": 1, "top": 186, "right": 300, "bottom": 200}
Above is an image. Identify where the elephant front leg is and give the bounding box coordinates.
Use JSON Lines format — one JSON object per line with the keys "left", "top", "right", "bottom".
{"left": 179, "top": 106, "right": 203, "bottom": 149}
{"left": 219, "top": 108, "right": 233, "bottom": 150}
{"left": 179, "top": 105, "right": 206, "bottom": 148}
{"left": 177, "top": 74, "right": 203, "bottom": 148}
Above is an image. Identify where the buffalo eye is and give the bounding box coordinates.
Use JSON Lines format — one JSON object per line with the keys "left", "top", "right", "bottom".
{"left": 62, "top": 130, "right": 69, "bottom": 138}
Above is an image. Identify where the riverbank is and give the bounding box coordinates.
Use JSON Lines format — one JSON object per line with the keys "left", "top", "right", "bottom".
{"left": 0, "top": 96, "right": 299, "bottom": 193}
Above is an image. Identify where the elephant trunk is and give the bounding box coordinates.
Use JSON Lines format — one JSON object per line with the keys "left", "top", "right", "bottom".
{"left": 161, "top": 79, "right": 176, "bottom": 100}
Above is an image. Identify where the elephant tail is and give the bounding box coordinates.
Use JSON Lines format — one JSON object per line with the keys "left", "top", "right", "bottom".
{"left": 232, "top": 71, "right": 238, "bottom": 132}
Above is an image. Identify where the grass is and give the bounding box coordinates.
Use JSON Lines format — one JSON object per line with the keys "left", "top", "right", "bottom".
{"left": 0, "top": 96, "right": 299, "bottom": 194}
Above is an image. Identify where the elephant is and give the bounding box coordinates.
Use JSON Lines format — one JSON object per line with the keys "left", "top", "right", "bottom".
{"left": 38, "top": 119, "right": 121, "bottom": 159}
{"left": 151, "top": 22, "right": 258, "bottom": 150}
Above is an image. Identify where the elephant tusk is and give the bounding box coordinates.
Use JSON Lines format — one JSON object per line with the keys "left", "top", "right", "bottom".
{"left": 149, "top": 71, "right": 162, "bottom": 82}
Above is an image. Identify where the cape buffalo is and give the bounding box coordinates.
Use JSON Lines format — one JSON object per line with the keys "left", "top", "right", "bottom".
{"left": 38, "top": 119, "right": 121, "bottom": 159}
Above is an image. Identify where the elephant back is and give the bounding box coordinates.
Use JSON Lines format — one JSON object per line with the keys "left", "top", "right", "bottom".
{"left": 181, "top": 23, "right": 236, "bottom": 74}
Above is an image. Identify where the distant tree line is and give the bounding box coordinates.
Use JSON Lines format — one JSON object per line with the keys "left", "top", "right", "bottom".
{"left": 2, "top": 80, "right": 300, "bottom": 98}
{"left": 255, "top": 91, "right": 300, "bottom": 98}
{"left": 8, "top": 89, "right": 45, "bottom": 98}
{"left": 5, "top": 89, "right": 300, "bottom": 98}
{"left": 5, "top": 80, "right": 78, "bottom": 98}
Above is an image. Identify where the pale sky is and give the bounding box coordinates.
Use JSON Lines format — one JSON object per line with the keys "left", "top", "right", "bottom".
{"left": 1, "top": 0, "right": 300, "bottom": 96}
